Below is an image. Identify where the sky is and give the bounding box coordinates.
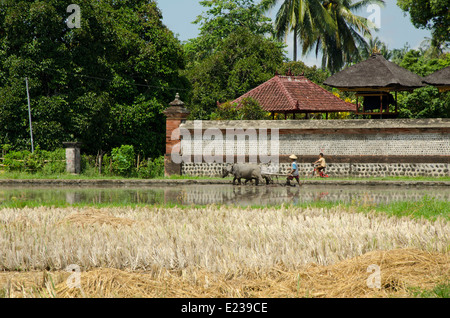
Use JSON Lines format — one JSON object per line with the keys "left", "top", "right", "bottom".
{"left": 157, "top": 0, "right": 432, "bottom": 67}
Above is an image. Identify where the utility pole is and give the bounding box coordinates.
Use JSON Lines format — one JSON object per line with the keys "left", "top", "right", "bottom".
{"left": 25, "top": 77, "right": 34, "bottom": 153}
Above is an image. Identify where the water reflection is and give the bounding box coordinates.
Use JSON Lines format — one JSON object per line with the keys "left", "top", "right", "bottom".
{"left": 0, "top": 184, "right": 448, "bottom": 207}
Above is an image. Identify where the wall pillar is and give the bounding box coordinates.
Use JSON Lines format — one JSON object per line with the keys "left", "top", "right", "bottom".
{"left": 63, "top": 142, "right": 82, "bottom": 174}
{"left": 163, "top": 93, "right": 190, "bottom": 177}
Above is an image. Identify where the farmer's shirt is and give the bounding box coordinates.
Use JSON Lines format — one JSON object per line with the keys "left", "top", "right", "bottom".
{"left": 318, "top": 157, "right": 326, "bottom": 167}
{"left": 292, "top": 161, "right": 299, "bottom": 176}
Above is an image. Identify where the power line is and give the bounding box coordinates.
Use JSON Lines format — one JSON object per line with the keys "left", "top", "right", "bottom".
{"left": 41, "top": 66, "right": 190, "bottom": 92}
{"left": 25, "top": 77, "right": 34, "bottom": 153}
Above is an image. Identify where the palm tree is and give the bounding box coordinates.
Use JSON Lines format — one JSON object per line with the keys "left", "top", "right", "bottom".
{"left": 263, "top": 0, "right": 384, "bottom": 72}
{"left": 313, "top": 0, "right": 384, "bottom": 72}
{"left": 419, "top": 37, "right": 449, "bottom": 59}
{"left": 261, "top": 0, "right": 335, "bottom": 62}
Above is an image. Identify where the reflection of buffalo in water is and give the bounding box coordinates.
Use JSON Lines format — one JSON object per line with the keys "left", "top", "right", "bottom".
{"left": 230, "top": 186, "right": 274, "bottom": 205}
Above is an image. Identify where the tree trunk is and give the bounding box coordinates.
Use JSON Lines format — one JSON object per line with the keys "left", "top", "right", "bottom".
{"left": 293, "top": 28, "right": 298, "bottom": 62}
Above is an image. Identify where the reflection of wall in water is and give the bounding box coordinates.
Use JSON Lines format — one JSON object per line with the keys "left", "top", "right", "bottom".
{"left": 170, "top": 186, "right": 288, "bottom": 206}
{"left": 66, "top": 192, "right": 82, "bottom": 204}
{"left": 162, "top": 186, "right": 450, "bottom": 206}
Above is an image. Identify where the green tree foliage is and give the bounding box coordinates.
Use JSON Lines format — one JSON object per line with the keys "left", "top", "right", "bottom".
{"left": 397, "top": 0, "right": 449, "bottom": 47}
{"left": 210, "top": 97, "right": 271, "bottom": 120}
{"left": 277, "top": 61, "right": 330, "bottom": 85}
{"left": 3, "top": 147, "right": 65, "bottom": 173}
{"left": 314, "top": 0, "right": 385, "bottom": 73}
{"left": 263, "top": 0, "right": 384, "bottom": 73}
{"left": 0, "top": 0, "right": 188, "bottom": 159}
{"left": 111, "top": 144, "right": 135, "bottom": 176}
{"left": 390, "top": 43, "right": 411, "bottom": 65}
{"left": 397, "top": 51, "right": 450, "bottom": 118}
{"left": 184, "top": 0, "right": 277, "bottom": 65}
{"left": 261, "top": 0, "right": 335, "bottom": 62}
{"left": 185, "top": 28, "right": 285, "bottom": 119}
{"left": 137, "top": 155, "right": 164, "bottom": 179}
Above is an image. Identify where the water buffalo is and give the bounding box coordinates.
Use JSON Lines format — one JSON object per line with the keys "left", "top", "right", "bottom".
{"left": 222, "top": 164, "right": 264, "bottom": 186}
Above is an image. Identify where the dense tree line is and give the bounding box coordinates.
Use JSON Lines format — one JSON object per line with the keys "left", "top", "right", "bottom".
{"left": 0, "top": 0, "right": 187, "bottom": 159}
{"left": 0, "top": 0, "right": 448, "bottom": 161}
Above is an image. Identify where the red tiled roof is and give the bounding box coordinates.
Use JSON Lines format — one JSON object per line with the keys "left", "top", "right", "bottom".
{"left": 229, "top": 75, "right": 356, "bottom": 112}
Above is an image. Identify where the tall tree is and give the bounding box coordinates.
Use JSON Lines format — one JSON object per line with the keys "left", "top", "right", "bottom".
{"left": 186, "top": 28, "right": 285, "bottom": 119}
{"left": 184, "top": 0, "right": 277, "bottom": 65}
{"left": 418, "top": 37, "right": 449, "bottom": 60}
{"left": 397, "top": 50, "right": 450, "bottom": 118}
{"left": 183, "top": 0, "right": 285, "bottom": 119}
{"left": 261, "top": 0, "right": 335, "bottom": 61}
{"left": 263, "top": 0, "right": 383, "bottom": 72}
{"left": 397, "top": 0, "right": 449, "bottom": 47}
{"left": 311, "top": 0, "right": 384, "bottom": 72}
{"left": 0, "top": 0, "right": 188, "bottom": 158}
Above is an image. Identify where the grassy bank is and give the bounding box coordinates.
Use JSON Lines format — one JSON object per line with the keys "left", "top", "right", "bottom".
{"left": 0, "top": 171, "right": 224, "bottom": 180}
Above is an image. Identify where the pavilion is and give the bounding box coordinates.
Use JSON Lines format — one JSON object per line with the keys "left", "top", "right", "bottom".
{"left": 422, "top": 66, "right": 450, "bottom": 92}
{"left": 323, "top": 53, "right": 425, "bottom": 118}
{"left": 227, "top": 72, "right": 356, "bottom": 119}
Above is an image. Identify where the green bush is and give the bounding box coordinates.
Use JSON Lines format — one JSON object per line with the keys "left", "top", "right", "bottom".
{"left": 137, "top": 156, "right": 164, "bottom": 179}
{"left": 3, "top": 150, "right": 29, "bottom": 171}
{"left": 2, "top": 148, "right": 65, "bottom": 173}
{"left": 111, "top": 145, "right": 135, "bottom": 176}
{"left": 1, "top": 144, "right": 165, "bottom": 179}
{"left": 210, "top": 97, "right": 270, "bottom": 120}
{"left": 40, "top": 149, "right": 66, "bottom": 174}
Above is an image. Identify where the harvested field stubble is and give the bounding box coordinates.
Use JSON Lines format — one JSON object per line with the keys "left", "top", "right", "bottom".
{"left": 0, "top": 249, "right": 448, "bottom": 298}
{"left": 0, "top": 206, "right": 448, "bottom": 271}
{"left": 0, "top": 205, "right": 448, "bottom": 297}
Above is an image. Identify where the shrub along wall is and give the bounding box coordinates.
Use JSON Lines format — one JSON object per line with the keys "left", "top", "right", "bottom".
{"left": 1, "top": 145, "right": 164, "bottom": 179}
{"left": 1, "top": 148, "right": 66, "bottom": 174}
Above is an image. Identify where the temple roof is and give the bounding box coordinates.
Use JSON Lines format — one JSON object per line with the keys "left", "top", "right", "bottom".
{"left": 423, "top": 66, "right": 450, "bottom": 91}
{"left": 323, "top": 53, "right": 425, "bottom": 91}
{"left": 228, "top": 75, "right": 356, "bottom": 113}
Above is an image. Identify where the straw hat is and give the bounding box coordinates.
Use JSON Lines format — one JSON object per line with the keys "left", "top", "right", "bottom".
{"left": 289, "top": 155, "right": 297, "bottom": 160}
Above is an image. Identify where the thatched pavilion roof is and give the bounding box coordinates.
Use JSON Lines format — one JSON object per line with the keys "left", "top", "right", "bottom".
{"left": 323, "top": 53, "right": 425, "bottom": 92}
{"left": 423, "top": 66, "right": 450, "bottom": 91}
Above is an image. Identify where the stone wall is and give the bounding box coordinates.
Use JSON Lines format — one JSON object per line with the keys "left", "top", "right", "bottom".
{"left": 170, "top": 118, "right": 450, "bottom": 178}
{"left": 182, "top": 162, "right": 449, "bottom": 178}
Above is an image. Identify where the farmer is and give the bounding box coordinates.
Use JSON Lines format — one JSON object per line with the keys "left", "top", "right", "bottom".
{"left": 286, "top": 154, "right": 301, "bottom": 186}
{"left": 313, "top": 153, "right": 326, "bottom": 176}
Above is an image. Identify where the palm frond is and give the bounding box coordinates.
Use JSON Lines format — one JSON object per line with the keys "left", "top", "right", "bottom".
{"left": 350, "top": 0, "right": 385, "bottom": 11}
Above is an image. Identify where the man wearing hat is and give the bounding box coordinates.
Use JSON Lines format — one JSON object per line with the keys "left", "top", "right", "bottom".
{"left": 286, "top": 154, "right": 301, "bottom": 186}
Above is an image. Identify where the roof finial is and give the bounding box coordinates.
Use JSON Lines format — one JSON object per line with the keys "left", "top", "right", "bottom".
{"left": 372, "top": 44, "right": 381, "bottom": 54}
{"left": 286, "top": 68, "right": 293, "bottom": 76}
{"left": 169, "top": 92, "right": 185, "bottom": 106}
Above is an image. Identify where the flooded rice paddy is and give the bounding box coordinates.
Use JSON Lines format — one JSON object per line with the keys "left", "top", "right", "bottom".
{"left": 0, "top": 183, "right": 448, "bottom": 207}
